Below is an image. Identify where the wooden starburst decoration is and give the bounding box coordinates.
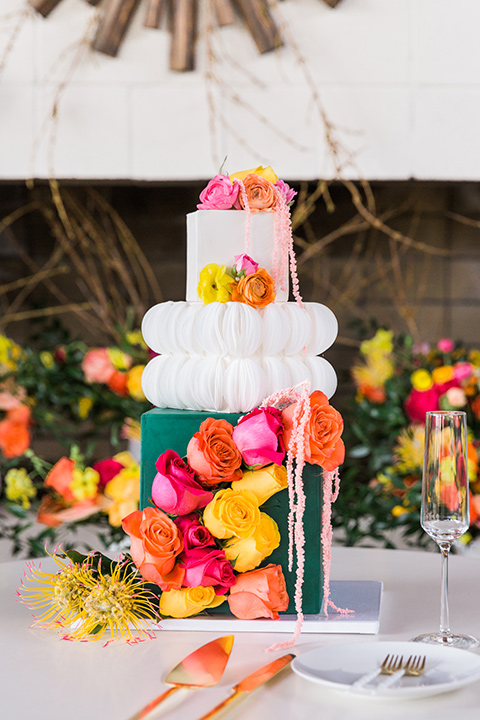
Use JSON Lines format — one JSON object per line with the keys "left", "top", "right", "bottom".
{"left": 28, "top": 0, "right": 342, "bottom": 72}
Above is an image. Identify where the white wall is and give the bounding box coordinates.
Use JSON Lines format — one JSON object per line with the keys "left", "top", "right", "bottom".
{"left": 1, "top": 0, "right": 480, "bottom": 182}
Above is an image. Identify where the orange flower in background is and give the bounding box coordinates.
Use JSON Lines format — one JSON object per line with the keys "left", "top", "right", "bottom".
{"left": 122, "top": 506, "right": 185, "bottom": 591}
{"left": 282, "top": 391, "right": 345, "bottom": 471}
{"left": 0, "top": 404, "right": 31, "bottom": 459}
{"left": 107, "top": 370, "right": 129, "bottom": 396}
{"left": 44, "top": 457, "right": 76, "bottom": 502}
{"left": 187, "top": 418, "right": 243, "bottom": 485}
{"left": 239, "top": 174, "right": 277, "bottom": 213}
{"left": 231, "top": 268, "right": 276, "bottom": 309}
{"left": 227, "top": 563, "right": 289, "bottom": 620}
{"left": 37, "top": 494, "right": 104, "bottom": 528}
{"left": 358, "top": 384, "right": 386, "bottom": 404}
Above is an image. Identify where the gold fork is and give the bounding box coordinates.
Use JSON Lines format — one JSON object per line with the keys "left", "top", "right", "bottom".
{"left": 377, "top": 655, "right": 426, "bottom": 689}
{"left": 353, "top": 654, "right": 404, "bottom": 688}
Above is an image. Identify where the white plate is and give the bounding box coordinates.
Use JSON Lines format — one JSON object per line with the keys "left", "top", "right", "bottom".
{"left": 292, "top": 641, "right": 480, "bottom": 699}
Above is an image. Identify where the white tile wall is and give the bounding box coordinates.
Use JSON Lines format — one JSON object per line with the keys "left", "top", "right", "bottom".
{"left": 1, "top": 0, "right": 480, "bottom": 180}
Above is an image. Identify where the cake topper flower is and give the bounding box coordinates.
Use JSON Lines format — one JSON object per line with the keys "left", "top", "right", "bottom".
{"left": 197, "top": 263, "right": 236, "bottom": 304}
{"left": 197, "top": 254, "right": 276, "bottom": 308}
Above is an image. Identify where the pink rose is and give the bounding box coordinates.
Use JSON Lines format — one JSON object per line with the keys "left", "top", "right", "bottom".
{"left": 174, "top": 514, "right": 216, "bottom": 551}
{"left": 197, "top": 174, "right": 241, "bottom": 210}
{"left": 437, "top": 338, "right": 454, "bottom": 353}
{"left": 232, "top": 407, "right": 285, "bottom": 469}
{"left": 92, "top": 457, "right": 125, "bottom": 490}
{"left": 453, "top": 362, "right": 473, "bottom": 382}
{"left": 180, "top": 547, "right": 237, "bottom": 595}
{"left": 81, "top": 348, "right": 115, "bottom": 384}
{"left": 275, "top": 179, "right": 297, "bottom": 204}
{"left": 404, "top": 387, "right": 439, "bottom": 423}
{"left": 152, "top": 450, "right": 213, "bottom": 516}
{"left": 233, "top": 254, "right": 259, "bottom": 276}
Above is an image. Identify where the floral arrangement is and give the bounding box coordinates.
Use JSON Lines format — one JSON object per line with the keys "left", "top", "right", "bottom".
{"left": 198, "top": 253, "right": 276, "bottom": 308}
{"left": 19, "top": 386, "right": 345, "bottom": 642}
{"left": 196, "top": 165, "right": 303, "bottom": 308}
{"left": 0, "top": 327, "right": 151, "bottom": 557}
{"left": 344, "top": 329, "right": 480, "bottom": 548}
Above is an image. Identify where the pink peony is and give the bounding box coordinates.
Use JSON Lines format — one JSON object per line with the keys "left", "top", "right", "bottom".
{"left": 180, "top": 547, "right": 237, "bottom": 595}
{"left": 81, "top": 348, "right": 115, "bottom": 384}
{"left": 152, "top": 450, "right": 213, "bottom": 516}
{"left": 92, "top": 458, "right": 125, "bottom": 490}
{"left": 233, "top": 253, "right": 259, "bottom": 276}
{"left": 174, "top": 514, "right": 216, "bottom": 551}
{"left": 232, "top": 406, "right": 285, "bottom": 469}
{"left": 197, "top": 174, "right": 241, "bottom": 210}
{"left": 275, "top": 179, "right": 297, "bottom": 204}
{"left": 437, "top": 338, "right": 454, "bottom": 353}
{"left": 404, "top": 387, "right": 440, "bottom": 423}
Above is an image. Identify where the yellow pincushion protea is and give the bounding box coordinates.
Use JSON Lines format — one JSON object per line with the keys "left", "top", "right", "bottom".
{"left": 197, "top": 263, "right": 235, "bottom": 304}
{"left": 360, "top": 329, "right": 394, "bottom": 357}
{"left": 393, "top": 426, "right": 425, "bottom": 473}
{"left": 18, "top": 551, "right": 159, "bottom": 643}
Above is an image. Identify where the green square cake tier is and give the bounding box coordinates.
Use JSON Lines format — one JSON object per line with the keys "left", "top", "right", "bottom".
{"left": 140, "top": 407, "right": 323, "bottom": 615}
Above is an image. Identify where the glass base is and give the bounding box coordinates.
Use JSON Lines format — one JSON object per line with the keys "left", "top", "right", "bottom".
{"left": 413, "top": 631, "right": 478, "bottom": 649}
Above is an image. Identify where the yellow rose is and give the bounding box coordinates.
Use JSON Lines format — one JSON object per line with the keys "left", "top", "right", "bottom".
{"left": 411, "top": 369, "right": 433, "bottom": 391}
{"left": 224, "top": 512, "right": 280, "bottom": 572}
{"left": 230, "top": 464, "right": 287, "bottom": 506}
{"left": 432, "top": 365, "right": 454, "bottom": 385}
{"left": 203, "top": 488, "right": 260, "bottom": 540}
{"left": 104, "top": 462, "right": 140, "bottom": 527}
{"left": 197, "top": 263, "right": 235, "bottom": 304}
{"left": 126, "top": 365, "right": 146, "bottom": 401}
{"left": 159, "top": 586, "right": 225, "bottom": 618}
{"left": 230, "top": 165, "right": 278, "bottom": 184}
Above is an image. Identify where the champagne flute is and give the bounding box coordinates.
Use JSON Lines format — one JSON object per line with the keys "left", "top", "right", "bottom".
{"left": 413, "top": 410, "right": 477, "bottom": 648}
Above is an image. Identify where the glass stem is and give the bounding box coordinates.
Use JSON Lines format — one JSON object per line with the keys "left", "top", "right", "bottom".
{"left": 439, "top": 546, "right": 451, "bottom": 636}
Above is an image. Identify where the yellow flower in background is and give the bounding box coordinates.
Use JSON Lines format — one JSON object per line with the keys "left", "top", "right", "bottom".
{"left": 394, "top": 426, "right": 425, "bottom": 473}
{"left": 432, "top": 365, "right": 454, "bottom": 385}
{"left": 77, "top": 397, "right": 93, "bottom": 419}
{"left": 360, "top": 329, "right": 394, "bottom": 357}
{"left": 197, "top": 263, "right": 235, "bottom": 304}
{"left": 122, "top": 418, "right": 141, "bottom": 442}
{"left": 392, "top": 505, "right": 409, "bottom": 518}
{"left": 104, "top": 460, "right": 140, "bottom": 527}
{"left": 468, "top": 350, "right": 480, "bottom": 367}
{"left": 126, "top": 365, "right": 146, "bottom": 401}
{"left": 107, "top": 347, "right": 132, "bottom": 371}
{"left": 5, "top": 467, "right": 36, "bottom": 509}
{"left": 159, "top": 586, "right": 225, "bottom": 618}
{"left": 231, "top": 464, "right": 287, "bottom": 506}
{"left": 113, "top": 450, "right": 137, "bottom": 467}
{"left": 70, "top": 467, "right": 100, "bottom": 501}
{"left": 411, "top": 369, "right": 433, "bottom": 391}
{"left": 0, "top": 334, "right": 21, "bottom": 371}
{"left": 230, "top": 165, "right": 278, "bottom": 184}
{"left": 39, "top": 351, "right": 54, "bottom": 369}
{"left": 224, "top": 512, "right": 280, "bottom": 572}
{"left": 125, "top": 330, "right": 146, "bottom": 348}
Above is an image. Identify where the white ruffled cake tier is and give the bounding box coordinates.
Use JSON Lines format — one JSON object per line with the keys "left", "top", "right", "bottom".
{"left": 141, "top": 301, "right": 338, "bottom": 414}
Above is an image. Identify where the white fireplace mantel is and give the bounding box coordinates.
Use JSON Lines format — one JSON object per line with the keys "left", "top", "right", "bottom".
{"left": 1, "top": 0, "right": 479, "bottom": 182}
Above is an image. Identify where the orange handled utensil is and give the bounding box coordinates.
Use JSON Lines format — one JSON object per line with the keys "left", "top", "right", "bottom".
{"left": 128, "top": 635, "right": 234, "bottom": 720}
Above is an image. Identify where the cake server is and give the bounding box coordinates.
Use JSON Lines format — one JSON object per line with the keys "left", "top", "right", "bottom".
{"left": 196, "top": 653, "right": 295, "bottom": 720}
{"left": 128, "top": 635, "right": 234, "bottom": 720}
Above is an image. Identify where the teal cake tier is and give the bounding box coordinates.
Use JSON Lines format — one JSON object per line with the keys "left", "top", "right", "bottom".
{"left": 140, "top": 407, "right": 323, "bottom": 615}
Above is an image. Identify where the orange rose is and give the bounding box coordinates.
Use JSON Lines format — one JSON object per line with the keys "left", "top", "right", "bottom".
{"left": 186, "top": 418, "right": 242, "bottom": 485}
{"left": 0, "top": 418, "right": 31, "bottom": 459}
{"left": 282, "top": 390, "right": 345, "bottom": 471}
{"left": 239, "top": 174, "right": 277, "bottom": 213}
{"left": 231, "top": 268, "right": 276, "bottom": 309}
{"left": 122, "top": 506, "right": 184, "bottom": 591}
{"left": 227, "top": 564, "right": 289, "bottom": 619}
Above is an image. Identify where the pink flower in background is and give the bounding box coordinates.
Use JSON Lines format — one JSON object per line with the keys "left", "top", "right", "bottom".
{"left": 92, "top": 457, "right": 125, "bottom": 490}
{"left": 232, "top": 406, "right": 285, "bottom": 468}
{"left": 412, "top": 342, "right": 430, "bottom": 356}
{"left": 444, "top": 387, "right": 467, "bottom": 408}
{"left": 233, "top": 254, "right": 259, "bottom": 276}
{"left": 197, "top": 175, "right": 241, "bottom": 210}
{"left": 81, "top": 348, "right": 115, "bottom": 384}
{"left": 437, "top": 338, "right": 454, "bottom": 353}
{"left": 174, "top": 514, "right": 216, "bottom": 551}
{"left": 404, "top": 387, "right": 439, "bottom": 423}
{"left": 453, "top": 362, "right": 474, "bottom": 382}
{"left": 275, "top": 179, "right": 297, "bottom": 204}
{"left": 180, "top": 547, "right": 237, "bottom": 595}
{"left": 152, "top": 450, "right": 213, "bottom": 516}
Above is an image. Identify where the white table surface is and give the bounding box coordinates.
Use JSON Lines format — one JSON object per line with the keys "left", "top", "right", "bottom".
{"left": 2, "top": 545, "right": 480, "bottom": 720}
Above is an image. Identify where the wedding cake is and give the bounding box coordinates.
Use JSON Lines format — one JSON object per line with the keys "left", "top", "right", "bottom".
{"left": 133, "top": 166, "right": 344, "bottom": 623}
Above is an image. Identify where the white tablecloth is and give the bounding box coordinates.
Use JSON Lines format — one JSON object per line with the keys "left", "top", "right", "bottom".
{"left": 2, "top": 546, "right": 480, "bottom": 720}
